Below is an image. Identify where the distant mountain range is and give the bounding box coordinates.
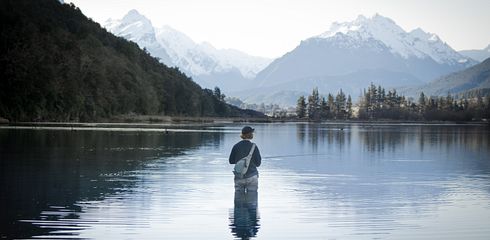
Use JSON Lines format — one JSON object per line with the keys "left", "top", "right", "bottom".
{"left": 459, "top": 44, "right": 490, "bottom": 62}
{"left": 104, "top": 10, "right": 271, "bottom": 92}
{"left": 104, "top": 11, "right": 485, "bottom": 107}
{"left": 240, "top": 14, "right": 477, "bottom": 106}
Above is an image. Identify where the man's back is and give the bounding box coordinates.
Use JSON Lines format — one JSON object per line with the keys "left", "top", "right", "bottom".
{"left": 230, "top": 126, "right": 262, "bottom": 192}
{"left": 229, "top": 140, "right": 261, "bottom": 179}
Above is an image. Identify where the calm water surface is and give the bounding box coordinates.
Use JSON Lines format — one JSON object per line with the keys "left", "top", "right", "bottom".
{"left": 1, "top": 123, "right": 489, "bottom": 239}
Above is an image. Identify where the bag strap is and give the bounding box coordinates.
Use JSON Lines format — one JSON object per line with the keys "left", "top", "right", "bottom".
{"left": 247, "top": 143, "right": 256, "bottom": 158}
{"left": 244, "top": 143, "right": 256, "bottom": 169}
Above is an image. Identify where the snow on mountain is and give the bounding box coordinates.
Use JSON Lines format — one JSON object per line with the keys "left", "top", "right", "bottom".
{"left": 155, "top": 25, "right": 213, "bottom": 76}
{"left": 203, "top": 44, "right": 272, "bottom": 79}
{"left": 104, "top": 10, "right": 173, "bottom": 65}
{"left": 317, "top": 14, "right": 470, "bottom": 65}
{"left": 155, "top": 25, "right": 270, "bottom": 78}
{"left": 250, "top": 14, "right": 477, "bottom": 106}
{"left": 104, "top": 10, "right": 271, "bottom": 89}
{"left": 105, "top": 10, "right": 157, "bottom": 50}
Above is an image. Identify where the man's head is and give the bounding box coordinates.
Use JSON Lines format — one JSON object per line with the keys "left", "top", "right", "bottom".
{"left": 240, "top": 126, "right": 254, "bottom": 139}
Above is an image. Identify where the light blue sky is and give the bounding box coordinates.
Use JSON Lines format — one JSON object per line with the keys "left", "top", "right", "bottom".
{"left": 67, "top": 0, "right": 490, "bottom": 58}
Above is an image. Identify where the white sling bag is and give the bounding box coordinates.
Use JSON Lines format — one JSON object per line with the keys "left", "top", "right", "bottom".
{"left": 233, "top": 143, "right": 256, "bottom": 178}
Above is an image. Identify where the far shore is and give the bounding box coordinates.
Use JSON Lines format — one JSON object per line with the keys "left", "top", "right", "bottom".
{"left": 0, "top": 115, "right": 488, "bottom": 129}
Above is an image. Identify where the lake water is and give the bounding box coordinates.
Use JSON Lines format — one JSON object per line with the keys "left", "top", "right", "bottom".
{"left": 1, "top": 123, "right": 489, "bottom": 239}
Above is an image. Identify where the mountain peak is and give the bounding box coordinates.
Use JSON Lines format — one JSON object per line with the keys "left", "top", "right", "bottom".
{"left": 318, "top": 14, "right": 402, "bottom": 39}
{"left": 122, "top": 9, "right": 150, "bottom": 24}
{"left": 355, "top": 13, "right": 397, "bottom": 26}
{"left": 372, "top": 13, "right": 394, "bottom": 22}
{"left": 354, "top": 14, "right": 367, "bottom": 22}
{"left": 409, "top": 28, "right": 440, "bottom": 42}
{"left": 105, "top": 13, "right": 271, "bottom": 85}
{"left": 410, "top": 28, "right": 426, "bottom": 36}
{"left": 315, "top": 14, "right": 471, "bottom": 65}
{"left": 104, "top": 9, "right": 157, "bottom": 51}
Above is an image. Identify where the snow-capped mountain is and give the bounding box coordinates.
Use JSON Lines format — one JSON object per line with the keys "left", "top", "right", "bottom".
{"left": 104, "top": 10, "right": 271, "bottom": 91}
{"left": 317, "top": 14, "right": 469, "bottom": 65}
{"left": 155, "top": 26, "right": 269, "bottom": 79}
{"left": 247, "top": 14, "right": 476, "bottom": 106}
{"left": 459, "top": 44, "right": 490, "bottom": 62}
{"left": 104, "top": 10, "right": 173, "bottom": 64}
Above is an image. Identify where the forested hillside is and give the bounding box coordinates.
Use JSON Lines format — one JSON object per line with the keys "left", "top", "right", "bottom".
{"left": 0, "top": 0, "right": 262, "bottom": 122}
{"left": 415, "top": 58, "right": 490, "bottom": 96}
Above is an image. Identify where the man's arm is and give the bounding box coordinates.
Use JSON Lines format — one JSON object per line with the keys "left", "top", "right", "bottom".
{"left": 253, "top": 146, "right": 261, "bottom": 167}
{"left": 229, "top": 144, "right": 237, "bottom": 164}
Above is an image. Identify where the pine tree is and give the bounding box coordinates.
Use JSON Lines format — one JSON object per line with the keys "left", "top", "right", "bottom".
{"left": 445, "top": 92, "right": 454, "bottom": 111}
{"left": 320, "top": 97, "right": 329, "bottom": 119}
{"left": 214, "top": 87, "right": 225, "bottom": 101}
{"left": 327, "top": 93, "right": 335, "bottom": 118}
{"left": 418, "top": 92, "right": 426, "bottom": 113}
{"left": 346, "top": 95, "right": 353, "bottom": 119}
{"left": 307, "top": 88, "right": 320, "bottom": 120}
{"left": 335, "top": 89, "right": 346, "bottom": 119}
{"left": 379, "top": 86, "right": 386, "bottom": 109}
{"left": 296, "top": 96, "right": 306, "bottom": 119}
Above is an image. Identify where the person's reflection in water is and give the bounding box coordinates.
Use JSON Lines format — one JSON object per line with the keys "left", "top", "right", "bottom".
{"left": 229, "top": 190, "right": 260, "bottom": 239}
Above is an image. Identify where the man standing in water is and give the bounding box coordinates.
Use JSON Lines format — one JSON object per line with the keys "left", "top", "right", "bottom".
{"left": 229, "top": 126, "right": 262, "bottom": 192}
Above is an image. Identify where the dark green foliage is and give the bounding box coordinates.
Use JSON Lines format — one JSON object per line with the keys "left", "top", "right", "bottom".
{"left": 358, "top": 83, "right": 418, "bottom": 120}
{"left": 300, "top": 88, "right": 352, "bottom": 120}
{"left": 358, "top": 83, "right": 490, "bottom": 121}
{"left": 297, "top": 82, "right": 489, "bottom": 121}
{"left": 0, "top": 0, "right": 260, "bottom": 121}
{"left": 335, "top": 89, "right": 347, "bottom": 119}
{"left": 307, "top": 88, "right": 320, "bottom": 120}
{"left": 296, "top": 96, "right": 306, "bottom": 119}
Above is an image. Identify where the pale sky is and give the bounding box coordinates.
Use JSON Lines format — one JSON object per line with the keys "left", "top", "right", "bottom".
{"left": 67, "top": 0, "right": 490, "bottom": 58}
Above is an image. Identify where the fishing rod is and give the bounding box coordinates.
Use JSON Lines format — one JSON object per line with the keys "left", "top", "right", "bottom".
{"left": 264, "top": 153, "right": 332, "bottom": 158}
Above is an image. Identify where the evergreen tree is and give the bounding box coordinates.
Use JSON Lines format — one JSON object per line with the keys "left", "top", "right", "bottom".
{"left": 296, "top": 96, "right": 306, "bottom": 119}
{"left": 379, "top": 86, "right": 386, "bottom": 109}
{"left": 418, "top": 92, "right": 426, "bottom": 114}
{"left": 445, "top": 92, "right": 454, "bottom": 111}
{"left": 484, "top": 96, "right": 490, "bottom": 119}
{"left": 214, "top": 87, "right": 225, "bottom": 101}
{"left": 335, "top": 89, "right": 346, "bottom": 119}
{"left": 307, "top": 88, "right": 320, "bottom": 120}
{"left": 346, "top": 95, "right": 353, "bottom": 119}
{"left": 327, "top": 93, "right": 335, "bottom": 118}
{"left": 320, "top": 97, "right": 329, "bottom": 119}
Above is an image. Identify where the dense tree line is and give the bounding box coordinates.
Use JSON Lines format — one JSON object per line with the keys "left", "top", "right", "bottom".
{"left": 297, "top": 83, "right": 490, "bottom": 121}
{"left": 417, "top": 91, "right": 490, "bottom": 121}
{"left": 358, "top": 83, "right": 417, "bottom": 120}
{"left": 359, "top": 83, "right": 490, "bottom": 121}
{"left": 0, "top": 0, "right": 262, "bottom": 122}
{"left": 296, "top": 88, "right": 353, "bottom": 120}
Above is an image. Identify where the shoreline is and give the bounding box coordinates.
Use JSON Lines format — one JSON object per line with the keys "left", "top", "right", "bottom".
{"left": 0, "top": 116, "right": 490, "bottom": 129}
